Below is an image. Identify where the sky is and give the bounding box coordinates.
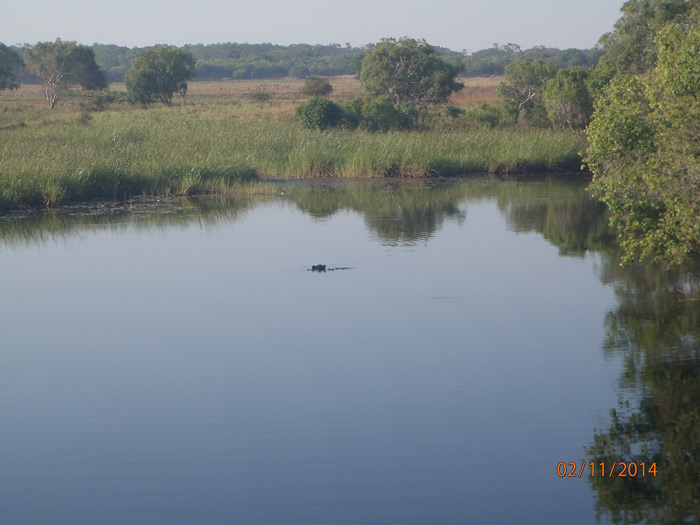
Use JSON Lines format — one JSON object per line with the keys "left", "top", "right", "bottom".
{"left": 3, "top": 0, "right": 626, "bottom": 52}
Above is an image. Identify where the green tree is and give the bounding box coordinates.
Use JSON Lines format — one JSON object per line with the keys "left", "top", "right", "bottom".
{"left": 359, "top": 96, "right": 417, "bottom": 132}
{"left": 0, "top": 44, "right": 22, "bottom": 90}
{"left": 25, "top": 40, "right": 107, "bottom": 108}
{"left": 301, "top": 77, "right": 333, "bottom": 96}
{"left": 359, "top": 37, "right": 463, "bottom": 106}
{"left": 497, "top": 59, "right": 558, "bottom": 125}
{"left": 544, "top": 66, "right": 594, "bottom": 129}
{"left": 586, "top": 21, "right": 700, "bottom": 265}
{"left": 125, "top": 46, "right": 195, "bottom": 106}
{"left": 596, "top": 0, "right": 697, "bottom": 77}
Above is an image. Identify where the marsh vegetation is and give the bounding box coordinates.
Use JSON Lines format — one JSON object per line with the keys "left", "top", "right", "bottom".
{"left": 0, "top": 76, "right": 585, "bottom": 211}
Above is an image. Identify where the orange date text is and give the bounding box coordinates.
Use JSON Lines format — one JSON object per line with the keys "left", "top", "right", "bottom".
{"left": 557, "top": 461, "right": 657, "bottom": 478}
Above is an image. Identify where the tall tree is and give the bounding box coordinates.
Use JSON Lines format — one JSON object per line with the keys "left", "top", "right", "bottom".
{"left": 585, "top": 20, "right": 700, "bottom": 265}
{"left": 359, "top": 37, "right": 463, "bottom": 107}
{"left": 0, "top": 44, "right": 22, "bottom": 90}
{"left": 25, "top": 40, "right": 107, "bottom": 108}
{"left": 544, "top": 67, "right": 593, "bottom": 130}
{"left": 590, "top": 0, "right": 699, "bottom": 93}
{"left": 497, "top": 59, "right": 558, "bottom": 125}
{"left": 125, "top": 46, "right": 195, "bottom": 106}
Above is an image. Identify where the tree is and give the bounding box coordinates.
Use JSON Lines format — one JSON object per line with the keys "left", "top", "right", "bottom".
{"left": 359, "top": 37, "right": 463, "bottom": 106}
{"left": 125, "top": 46, "right": 195, "bottom": 106}
{"left": 585, "top": 20, "right": 700, "bottom": 265}
{"left": 301, "top": 77, "right": 333, "bottom": 96}
{"left": 497, "top": 59, "right": 558, "bottom": 125}
{"left": 25, "top": 40, "right": 107, "bottom": 108}
{"left": 0, "top": 44, "right": 22, "bottom": 90}
{"left": 596, "top": 0, "right": 697, "bottom": 77}
{"left": 544, "top": 67, "right": 593, "bottom": 129}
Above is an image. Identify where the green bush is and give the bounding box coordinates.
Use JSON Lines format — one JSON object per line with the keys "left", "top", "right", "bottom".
{"left": 339, "top": 98, "right": 364, "bottom": 129}
{"left": 443, "top": 105, "right": 465, "bottom": 118}
{"left": 360, "top": 97, "right": 417, "bottom": 132}
{"left": 463, "top": 103, "right": 518, "bottom": 129}
{"left": 301, "top": 77, "right": 333, "bottom": 96}
{"left": 294, "top": 96, "right": 344, "bottom": 129}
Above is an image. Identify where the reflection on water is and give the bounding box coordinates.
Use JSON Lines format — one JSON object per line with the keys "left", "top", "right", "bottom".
{"left": 1, "top": 177, "right": 699, "bottom": 524}
{"left": 586, "top": 259, "right": 700, "bottom": 524}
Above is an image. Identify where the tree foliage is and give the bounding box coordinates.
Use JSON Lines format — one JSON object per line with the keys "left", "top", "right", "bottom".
{"left": 359, "top": 37, "right": 463, "bottom": 106}
{"left": 0, "top": 44, "right": 22, "bottom": 90}
{"left": 585, "top": 20, "right": 700, "bottom": 265}
{"left": 543, "top": 67, "right": 594, "bottom": 129}
{"left": 597, "top": 0, "right": 698, "bottom": 77}
{"left": 301, "top": 77, "right": 333, "bottom": 96}
{"left": 125, "top": 46, "right": 195, "bottom": 106}
{"left": 463, "top": 43, "right": 601, "bottom": 77}
{"left": 498, "top": 59, "right": 558, "bottom": 125}
{"left": 25, "top": 40, "right": 107, "bottom": 108}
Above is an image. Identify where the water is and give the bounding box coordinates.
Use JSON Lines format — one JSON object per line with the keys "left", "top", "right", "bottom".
{"left": 1, "top": 178, "right": 698, "bottom": 524}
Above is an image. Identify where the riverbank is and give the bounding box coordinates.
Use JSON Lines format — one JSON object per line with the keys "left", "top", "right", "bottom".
{"left": 0, "top": 80, "right": 586, "bottom": 211}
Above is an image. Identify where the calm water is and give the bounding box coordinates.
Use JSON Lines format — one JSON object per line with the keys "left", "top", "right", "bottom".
{"left": 1, "top": 178, "right": 698, "bottom": 524}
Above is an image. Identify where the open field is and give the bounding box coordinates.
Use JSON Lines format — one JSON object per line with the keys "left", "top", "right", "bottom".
{"left": 0, "top": 76, "right": 582, "bottom": 211}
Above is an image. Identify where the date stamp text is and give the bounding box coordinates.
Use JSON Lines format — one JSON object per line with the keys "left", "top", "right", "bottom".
{"left": 557, "top": 461, "right": 657, "bottom": 478}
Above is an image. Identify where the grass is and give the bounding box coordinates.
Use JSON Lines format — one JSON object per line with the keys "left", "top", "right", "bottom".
{"left": 0, "top": 77, "right": 586, "bottom": 211}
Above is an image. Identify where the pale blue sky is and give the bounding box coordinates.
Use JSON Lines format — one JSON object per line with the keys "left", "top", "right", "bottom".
{"left": 4, "top": 0, "right": 625, "bottom": 51}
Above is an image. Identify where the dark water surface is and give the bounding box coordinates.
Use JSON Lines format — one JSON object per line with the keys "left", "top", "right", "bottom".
{"left": 2, "top": 178, "right": 698, "bottom": 524}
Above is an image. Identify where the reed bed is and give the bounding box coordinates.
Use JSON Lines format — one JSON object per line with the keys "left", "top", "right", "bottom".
{"left": 0, "top": 93, "right": 585, "bottom": 210}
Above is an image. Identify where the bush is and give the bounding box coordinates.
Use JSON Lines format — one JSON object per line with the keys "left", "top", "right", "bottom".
{"left": 295, "top": 96, "right": 344, "bottom": 129}
{"left": 360, "top": 97, "right": 417, "bottom": 132}
{"left": 463, "top": 103, "right": 518, "bottom": 129}
{"left": 443, "top": 105, "right": 465, "bottom": 118}
{"left": 339, "top": 98, "right": 364, "bottom": 129}
{"left": 301, "top": 77, "right": 333, "bottom": 96}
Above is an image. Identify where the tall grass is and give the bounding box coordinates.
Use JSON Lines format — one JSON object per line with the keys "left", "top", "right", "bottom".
{"left": 0, "top": 105, "right": 585, "bottom": 210}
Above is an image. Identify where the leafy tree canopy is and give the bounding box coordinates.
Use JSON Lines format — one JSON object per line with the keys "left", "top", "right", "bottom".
{"left": 359, "top": 37, "right": 464, "bottom": 106}
{"left": 595, "top": 0, "right": 699, "bottom": 78}
{"left": 586, "top": 20, "right": 700, "bottom": 265}
{"left": 25, "top": 39, "right": 107, "bottom": 108}
{"left": 301, "top": 77, "right": 333, "bottom": 96}
{"left": 0, "top": 44, "right": 22, "bottom": 90}
{"left": 497, "top": 59, "right": 558, "bottom": 125}
{"left": 125, "top": 46, "right": 195, "bottom": 106}
{"left": 544, "top": 66, "right": 593, "bottom": 130}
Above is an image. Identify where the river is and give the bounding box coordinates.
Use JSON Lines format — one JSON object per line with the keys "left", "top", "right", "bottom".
{"left": 2, "top": 177, "right": 698, "bottom": 524}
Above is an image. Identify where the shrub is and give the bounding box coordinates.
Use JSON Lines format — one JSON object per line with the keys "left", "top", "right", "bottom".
{"left": 294, "top": 96, "right": 344, "bottom": 129}
{"left": 339, "top": 98, "right": 364, "bottom": 129}
{"left": 443, "top": 105, "right": 465, "bottom": 118}
{"left": 360, "top": 97, "right": 417, "bottom": 132}
{"left": 462, "top": 103, "right": 518, "bottom": 129}
{"left": 301, "top": 77, "right": 333, "bottom": 96}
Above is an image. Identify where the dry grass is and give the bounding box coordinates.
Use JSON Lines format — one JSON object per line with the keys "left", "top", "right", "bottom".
{"left": 449, "top": 76, "right": 503, "bottom": 108}
{"left": 0, "top": 75, "right": 499, "bottom": 129}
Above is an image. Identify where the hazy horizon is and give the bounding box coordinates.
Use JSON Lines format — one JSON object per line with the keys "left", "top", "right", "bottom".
{"left": 4, "top": 0, "right": 625, "bottom": 52}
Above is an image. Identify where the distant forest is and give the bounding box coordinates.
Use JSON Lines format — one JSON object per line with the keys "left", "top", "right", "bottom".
{"left": 11, "top": 41, "right": 602, "bottom": 83}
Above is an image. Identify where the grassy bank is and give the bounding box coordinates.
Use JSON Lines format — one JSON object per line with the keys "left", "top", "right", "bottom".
{"left": 0, "top": 79, "right": 586, "bottom": 210}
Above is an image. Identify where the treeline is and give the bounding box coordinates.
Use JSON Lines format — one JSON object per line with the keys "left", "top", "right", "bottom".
{"left": 463, "top": 43, "right": 602, "bottom": 76}
{"left": 7, "top": 41, "right": 599, "bottom": 84}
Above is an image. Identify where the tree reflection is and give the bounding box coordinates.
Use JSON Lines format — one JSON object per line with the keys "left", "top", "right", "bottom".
{"left": 286, "top": 181, "right": 467, "bottom": 245}
{"left": 585, "top": 260, "right": 700, "bottom": 524}
{"left": 498, "top": 182, "right": 700, "bottom": 523}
